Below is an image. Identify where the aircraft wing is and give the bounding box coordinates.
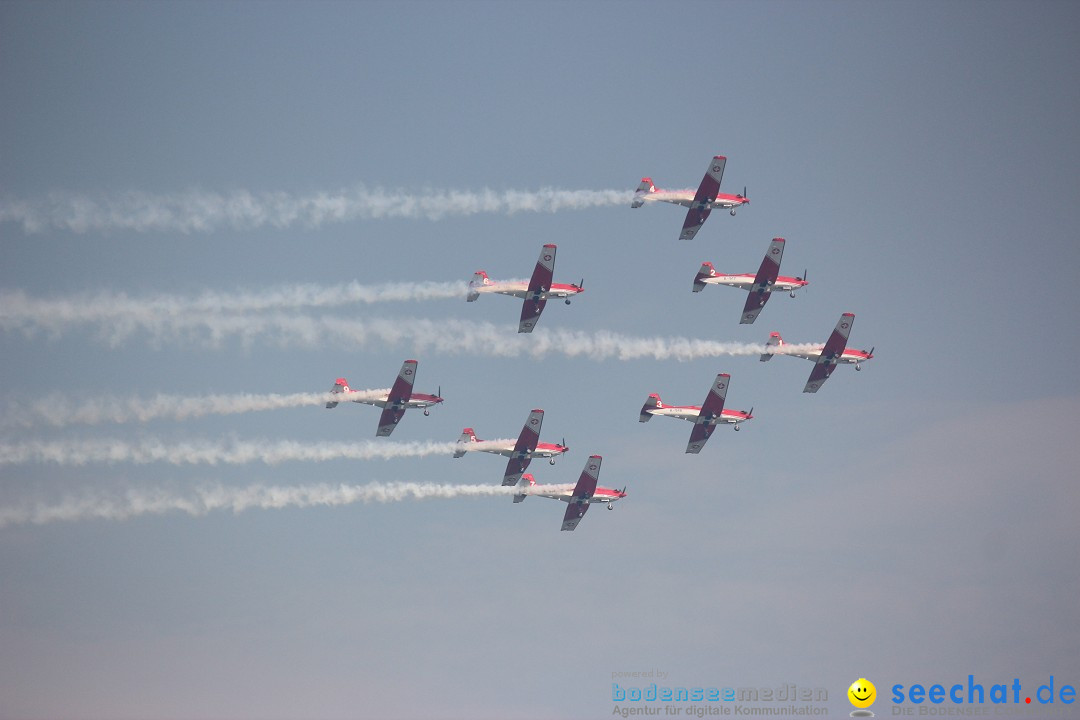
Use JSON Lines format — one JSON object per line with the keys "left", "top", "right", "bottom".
{"left": 561, "top": 502, "right": 590, "bottom": 532}
{"left": 376, "top": 406, "right": 406, "bottom": 437}
{"left": 741, "top": 238, "right": 784, "bottom": 324}
{"left": 755, "top": 238, "right": 785, "bottom": 285}
{"left": 503, "top": 409, "right": 544, "bottom": 486}
{"left": 703, "top": 155, "right": 726, "bottom": 188}
{"left": 519, "top": 296, "right": 547, "bottom": 333}
{"left": 803, "top": 363, "right": 837, "bottom": 394}
{"left": 803, "top": 314, "right": 854, "bottom": 393}
{"left": 686, "top": 374, "right": 729, "bottom": 453}
{"left": 821, "top": 313, "right": 854, "bottom": 358}
{"left": 527, "top": 244, "right": 556, "bottom": 294}
{"left": 503, "top": 456, "right": 532, "bottom": 486}
{"left": 571, "top": 455, "right": 601, "bottom": 498}
{"left": 686, "top": 422, "right": 716, "bottom": 454}
{"left": 561, "top": 455, "right": 602, "bottom": 531}
{"left": 699, "top": 373, "right": 729, "bottom": 419}
{"left": 376, "top": 360, "right": 417, "bottom": 436}
{"left": 387, "top": 360, "right": 417, "bottom": 405}
{"left": 680, "top": 207, "right": 712, "bottom": 241}
{"left": 520, "top": 244, "right": 557, "bottom": 333}
{"left": 679, "top": 156, "right": 725, "bottom": 240}
{"left": 740, "top": 292, "right": 769, "bottom": 325}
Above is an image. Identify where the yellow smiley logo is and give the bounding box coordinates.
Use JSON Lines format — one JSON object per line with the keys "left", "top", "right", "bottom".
{"left": 848, "top": 678, "right": 876, "bottom": 708}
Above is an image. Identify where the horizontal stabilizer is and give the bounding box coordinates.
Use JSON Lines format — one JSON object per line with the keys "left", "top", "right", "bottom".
{"left": 639, "top": 393, "right": 661, "bottom": 422}
{"left": 760, "top": 332, "right": 783, "bottom": 362}
{"left": 513, "top": 474, "right": 535, "bottom": 503}
{"left": 326, "top": 378, "right": 349, "bottom": 409}
{"left": 693, "top": 262, "right": 716, "bottom": 292}
{"left": 453, "top": 428, "right": 478, "bottom": 458}
{"left": 631, "top": 177, "right": 655, "bottom": 208}
{"left": 467, "top": 271, "right": 490, "bottom": 302}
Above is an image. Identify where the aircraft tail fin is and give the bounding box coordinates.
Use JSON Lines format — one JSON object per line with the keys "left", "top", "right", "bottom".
{"left": 760, "top": 332, "right": 783, "bottom": 362}
{"left": 693, "top": 262, "right": 717, "bottom": 292}
{"left": 513, "top": 473, "right": 536, "bottom": 503}
{"left": 326, "top": 378, "right": 348, "bottom": 409}
{"left": 453, "top": 428, "right": 478, "bottom": 458}
{"left": 631, "top": 177, "right": 655, "bottom": 208}
{"left": 467, "top": 271, "right": 491, "bottom": 302}
{"left": 639, "top": 393, "right": 661, "bottom": 422}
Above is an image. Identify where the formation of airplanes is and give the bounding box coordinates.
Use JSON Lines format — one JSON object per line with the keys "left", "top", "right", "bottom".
{"left": 632, "top": 154, "right": 874, "bottom": 393}
{"left": 318, "top": 152, "right": 873, "bottom": 530}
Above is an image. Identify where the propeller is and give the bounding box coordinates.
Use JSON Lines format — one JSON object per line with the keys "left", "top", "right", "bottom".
{"left": 792, "top": 269, "right": 807, "bottom": 298}
{"left": 868, "top": 346, "right": 875, "bottom": 358}
{"left": 423, "top": 387, "right": 442, "bottom": 416}
{"left": 567, "top": 279, "right": 583, "bottom": 305}
{"left": 729, "top": 188, "right": 745, "bottom": 215}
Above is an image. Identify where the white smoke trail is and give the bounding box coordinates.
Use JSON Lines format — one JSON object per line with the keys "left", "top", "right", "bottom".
{"left": 0, "top": 480, "right": 533, "bottom": 528}
{"left": 0, "top": 390, "right": 391, "bottom": 429}
{"left": 0, "top": 280, "right": 476, "bottom": 334}
{"left": 244, "top": 315, "right": 826, "bottom": 361}
{"left": 0, "top": 306, "right": 820, "bottom": 360}
{"left": 0, "top": 437, "right": 514, "bottom": 467}
{"left": 0, "top": 186, "right": 633, "bottom": 234}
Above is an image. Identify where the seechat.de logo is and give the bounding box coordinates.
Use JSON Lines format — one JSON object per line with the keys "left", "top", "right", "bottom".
{"left": 848, "top": 678, "right": 876, "bottom": 717}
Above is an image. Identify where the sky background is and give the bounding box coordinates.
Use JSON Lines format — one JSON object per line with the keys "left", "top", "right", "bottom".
{"left": 2, "top": 1, "right": 1079, "bottom": 718}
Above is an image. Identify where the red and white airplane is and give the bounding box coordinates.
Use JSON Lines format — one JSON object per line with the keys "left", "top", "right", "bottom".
{"left": 639, "top": 373, "right": 753, "bottom": 454}
{"left": 760, "top": 312, "right": 875, "bottom": 393}
{"left": 693, "top": 237, "right": 808, "bottom": 324}
{"left": 453, "top": 408, "right": 569, "bottom": 486}
{"left": 512, "top": 455, "right": 626, "bottom": 531}
{"left": 467, "top": 243, "right": 583, "bottom": 333}
{"left": 326, "top": 359, "right": 443, "bottom": 436}
{"left": 631, "top": 154, "right": 749, "bottom": 240}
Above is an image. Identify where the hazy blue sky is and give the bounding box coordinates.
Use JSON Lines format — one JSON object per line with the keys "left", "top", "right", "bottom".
{"left": 2, "top": 1, "right": 1079, "bottom": 718}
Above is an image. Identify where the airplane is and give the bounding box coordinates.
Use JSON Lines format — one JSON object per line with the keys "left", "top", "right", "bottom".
{"left": 631, "top": 154, "right": 749, "bottom": 240}
{"left": 692, "top": 237, "right": 808, "bottom": 324}
{"left": 452, "top": 408, "right": 569, "bottom": 486}
{"left": 759, "top": 312, "right": 875, "bottom": 393}
{"left": 639, "top": 373, "right": 753, "bottom": 454}
{"left": 512, "top": 455, "right": 626, "bottom": 531}
{"left": 467, "top": 243, "right": 584, "bottom": 333}
{"left": 326, "top": 359, "right": 443, "bottom": 436}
